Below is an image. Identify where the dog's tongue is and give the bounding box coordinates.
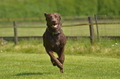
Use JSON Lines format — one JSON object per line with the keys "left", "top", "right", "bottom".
{"left": 53, "top": 24, "right": 58, "bottom": 28}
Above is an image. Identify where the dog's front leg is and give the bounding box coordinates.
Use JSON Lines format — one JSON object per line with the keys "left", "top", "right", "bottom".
{"left": 46, "top": 49, "right": 63, "bottom": 72}
{"left": 57, "top": 47, "right": 65, "bottom": 73}
{"left": 57, "top": 47, "right": 65, "bottom": 64}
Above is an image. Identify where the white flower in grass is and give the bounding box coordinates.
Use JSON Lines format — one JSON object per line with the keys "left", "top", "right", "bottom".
{"left": 1, "top": 42, "right": 4, "bottom": 45}
{"left": 0, "top": 50, "right": 3, "bottom": 52}
{"left": 112, "top": 45, "right": 114, "bottom": 47}
{"left": 115, "top": 43, "right": 118, "bottom": 45}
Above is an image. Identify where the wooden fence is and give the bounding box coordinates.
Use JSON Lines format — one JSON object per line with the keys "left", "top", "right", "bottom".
{"left": 0, "top": 15, "right": 120, "bottom": 45}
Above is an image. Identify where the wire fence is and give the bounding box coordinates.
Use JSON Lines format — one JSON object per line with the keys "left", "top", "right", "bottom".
{"left": 95, "top": 16, "right": 120, "bottom": 37}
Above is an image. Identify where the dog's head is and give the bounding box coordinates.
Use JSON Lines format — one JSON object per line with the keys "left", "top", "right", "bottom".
{"left": 44, "top": 13, "right": 61, "bottom": 30}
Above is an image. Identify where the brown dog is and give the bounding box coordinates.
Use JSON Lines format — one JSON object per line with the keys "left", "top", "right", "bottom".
{"left": 43, "top": 13, "right": 66, "bottom": 73}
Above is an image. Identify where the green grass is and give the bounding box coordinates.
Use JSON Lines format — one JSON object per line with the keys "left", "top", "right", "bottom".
{"left": 0, "top": 53, "right": 120, "bottom": 79}
{"left": 0, "top": 37, "right": 120, "bottom": 79}
{"left": 0, "top": 38, "right": 120, "bottom": 57}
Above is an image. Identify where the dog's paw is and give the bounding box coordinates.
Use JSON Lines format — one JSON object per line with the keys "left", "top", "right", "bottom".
{"left": 60, "top": 68, "right": 64, "bottom": 73}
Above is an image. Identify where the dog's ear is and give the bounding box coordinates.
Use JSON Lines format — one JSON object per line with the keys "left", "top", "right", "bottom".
{"left": 58, "top": 14, "right": 61, "bottom": 20}
{"left": 44, "top": 13, "right": 48, "bottom": 17}
{"left": 59, "top": 15, "right": 61, "bottom": 20}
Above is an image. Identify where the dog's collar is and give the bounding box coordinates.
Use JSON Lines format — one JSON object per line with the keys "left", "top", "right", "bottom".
{"left": 47, "top": 28, "right": 60, "bottom": 35}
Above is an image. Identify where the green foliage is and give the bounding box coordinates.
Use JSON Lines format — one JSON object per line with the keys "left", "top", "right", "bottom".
{"left": 98, "top": 0, "right": 120, "bottom": 15}
{"left": 1, "top": 0, "right": 120, "bottom": 18}
{"left": 56, "top": 0, "right": 76, "bottom": 16}
{"left": 74, "top": 0, "right": 97, "bottom": 16}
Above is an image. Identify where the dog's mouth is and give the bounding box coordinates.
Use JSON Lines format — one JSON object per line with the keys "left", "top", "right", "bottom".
{"left": 52, "top": 23, "right": 59, "bottom": 29}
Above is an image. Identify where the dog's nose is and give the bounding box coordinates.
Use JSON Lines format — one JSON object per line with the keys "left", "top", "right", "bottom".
{"left": 52, "top": 20, "right": 56, "bottom": 23}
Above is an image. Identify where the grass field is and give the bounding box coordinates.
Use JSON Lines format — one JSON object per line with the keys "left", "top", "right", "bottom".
{"left": 0, "top": 53, "right": 120, "bottom": 79}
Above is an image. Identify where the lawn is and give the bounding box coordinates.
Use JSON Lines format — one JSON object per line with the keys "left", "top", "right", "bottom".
{"left": 0, "top": 53, "right": 120, "bottom": 79}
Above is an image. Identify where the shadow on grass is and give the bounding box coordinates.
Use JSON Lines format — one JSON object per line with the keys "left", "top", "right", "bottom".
{"left": 15, "top": 72, "right": 50, "bottom": 76}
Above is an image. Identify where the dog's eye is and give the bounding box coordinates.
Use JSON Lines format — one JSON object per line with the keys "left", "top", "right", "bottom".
{"left": 54, "top": 15, "right": 58, "bottom": 18}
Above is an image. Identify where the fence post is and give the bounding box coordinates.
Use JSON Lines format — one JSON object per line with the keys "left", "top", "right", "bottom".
{"left": 13, "top": 21, "right": 18, "bottom": 45}
{"left": 94, "top": 14, "right": 100, "bottom": 41}
{"left": 88, "top": 17, "right": 94, "bottom": 45}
